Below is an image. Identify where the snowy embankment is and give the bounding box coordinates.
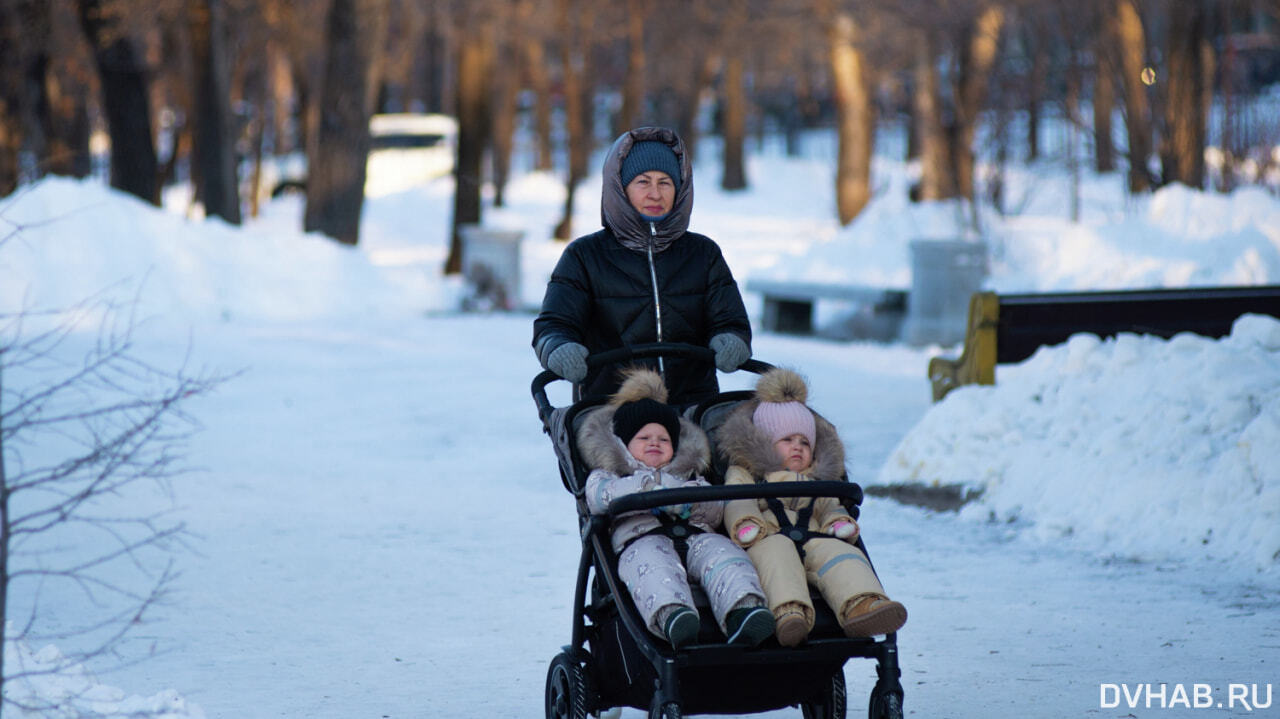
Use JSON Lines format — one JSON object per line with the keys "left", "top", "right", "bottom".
{"left": 876, "top": 314, "right": 1280, "bottom": 572}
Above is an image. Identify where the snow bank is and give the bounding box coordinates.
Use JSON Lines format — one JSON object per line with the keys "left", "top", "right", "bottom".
{"left": 876, "top": 313, "right": 1280, "bottom": 572}
{"left": 2, "top": 633, "right": 204, "bottom": 718}
{"left": 0, "top": 177, "right": 434, "bottom": 326}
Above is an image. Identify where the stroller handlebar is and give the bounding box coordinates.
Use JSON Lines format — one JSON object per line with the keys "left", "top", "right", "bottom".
{"left": 604, "top": 480, "right": 863, "bottom": 518}
{"left": 530, "top": 341, "right": 773, "bottom": 423}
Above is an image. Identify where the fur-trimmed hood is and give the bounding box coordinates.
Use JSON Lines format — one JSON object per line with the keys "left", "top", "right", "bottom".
{"left": 577, "top": 368, "right": 710, "bottom": 477}
{"left": 714, "top": 368, "right": 846, "bottom": 480}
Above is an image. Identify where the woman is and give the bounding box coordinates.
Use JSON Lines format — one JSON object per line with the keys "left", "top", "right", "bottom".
{"left": 532, "top": 126, "right": 752, "bottom": 404}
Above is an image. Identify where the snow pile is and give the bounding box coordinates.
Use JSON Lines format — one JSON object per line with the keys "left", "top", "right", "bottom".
{"left": 877, "top": 313, "right": 1280, "bottom": 571}
{"left": 0, "top": 178, "right": 434, "bottom": 326}
{"left": 2, "top": 634, "right": 204, "bottom": 718}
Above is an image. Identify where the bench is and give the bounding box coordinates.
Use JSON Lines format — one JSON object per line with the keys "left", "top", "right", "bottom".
{"left": 927, "top": 285, "right": 1280, "bottom": 402}
{"left": 746, "top": 278, "right": 908, "bottom": 336}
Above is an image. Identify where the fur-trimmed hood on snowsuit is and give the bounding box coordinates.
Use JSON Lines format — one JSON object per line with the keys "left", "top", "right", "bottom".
{"left": 714, "top": 368, "right": 846, "bottom": 481}
{"left": 577, "top": 368, "right": 720, "bottom": 553}
{"left": 577, "top": 368, "right": 710, "bottom": 478}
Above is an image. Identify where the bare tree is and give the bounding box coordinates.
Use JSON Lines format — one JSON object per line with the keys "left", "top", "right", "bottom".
{"left": 616, "top": 0, "right": 648, "bottom": 135}
{"left": 490, "top": 6, "right": 520, "bottom": 208}
{"left": 1111, "top": 0, "right": 1153, "bottom": 192}
{"left": 445, "top": 6, "right": 494, "bottom": 273}
{"left": 552, "top": 0, "right": 595, "bottom": 241}
{"left": 0, "top": 290, "right": 223, "bottom": 713}
{"left": 1160, "top": 0, "right": 1210, "bottom": 188}
{"left": 517, "top": 0, "right": 555, "bottom": 171}
{"left": 827, "top": 6, "right": 875, "bottom": 224}
{"left": 304, "top": 0, "right": 390, "bottom": 246}
{"left": 1092, "top": 2, "right": 1117, "bottom": 174}
{"left": 719, "top": 0, "right": 748, "bottom": 190}
{"left": 76, "top": 0, "right": 160, "bottom": 205}
{"left": 188, "top": 0, "right": 241, "bottom": 224}
{"left": 911, "top": 26, "right": 949, "bottom": 200}
{"left": 35, "top": 0, "right": 94, "bottom": 180}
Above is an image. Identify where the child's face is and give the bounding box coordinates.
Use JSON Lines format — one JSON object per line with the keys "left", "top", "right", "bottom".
{"left": 774, "top": 433, "right": 813, "bottom": 472}
{"left": 628, "top": 422, "right": 674, "bottom": 468}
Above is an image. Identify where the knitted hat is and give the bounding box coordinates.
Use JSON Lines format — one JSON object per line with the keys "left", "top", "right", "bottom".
{"left": 613, "top": 398, "right": 681, "bottom": 453}
{"left": 752, "top": 401, "right": 816, "bottom": 446}
{"left": 620, "top": 140, "right": 681, "bottom": 192}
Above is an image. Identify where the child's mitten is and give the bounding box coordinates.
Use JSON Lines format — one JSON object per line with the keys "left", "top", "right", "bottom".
{"left": 831, "top": 520, "right": 858, "bottom": 539}
{"left": 736, "top": 523, "right": 761, "bottom": 545}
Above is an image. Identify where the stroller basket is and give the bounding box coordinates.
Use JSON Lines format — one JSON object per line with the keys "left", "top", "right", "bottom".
{"left": 534, "top": 342, "right": 904, "bottom": 719}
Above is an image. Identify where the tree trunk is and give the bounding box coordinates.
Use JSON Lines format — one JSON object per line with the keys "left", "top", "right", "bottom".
{"left": 188, "top": 0, "right": 241, "bottom": 224}
{"left": 1160, "top": 0, "right": 1208, "bottom": 188}
{"left": 1093, "top": 29, "right": 1116, "bottom": 173}
{"left": 445, "top": 28, "right": 492, "bottom": 272}
{"left": 491, "top": 38, "right": 517, "bottom": 207}
{"left": 1066, "top": 42, "right": 1082, "bottom": 222}
{"left": 829, "top": 12, "right": 873, "bottom": 224}
{"left": 76, "top": 0, "right": 159, "bottom": 205}
{"left": 617, "top": 0, "right": 647, "bottom": 135}
{"left": 720, "top": 43, "right": 747, "bottom": 190}
{"left": 521, "top": 32, "right": 553, "bottom": 170}
{"left": 675, "top": 54, "right": 717, "bottom": 164}
{"left": 41, "top": 61, "right": 92, "bottom": 178}
{"left": 0, "top": 4, "right": 23, "bottom": 196}
{"left": 554, "top": 0, "right": 592, "bottom": 241}
{"left": 1025, "top": 27, "right": 1046, "bottom": 162}
{"left": 1112, "top": 0, "right": 1152, "bottom": 192}
{"left": 35, "top": 2, "right": 93, "bottom": 180}
{"left": 303, "top": 0, "right": 387, "bottom": 246}
{"left": 953, "top": 5, "right": 1004, "bottom": 201}
{"left": 913, "top": 30, "right": 951, "bottom": 201}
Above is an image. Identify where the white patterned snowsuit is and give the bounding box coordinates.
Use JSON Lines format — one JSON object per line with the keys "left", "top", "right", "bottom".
{"left": 586, "top": 459, "right": 767, "bottom": 636}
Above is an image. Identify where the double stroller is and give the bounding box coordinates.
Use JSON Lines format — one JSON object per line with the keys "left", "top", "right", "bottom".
{"left": 532, "top": 343, "right": 905, "bottom": 719}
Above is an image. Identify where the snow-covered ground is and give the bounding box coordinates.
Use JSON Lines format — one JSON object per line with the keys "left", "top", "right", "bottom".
{"left": 1, "top": 128, "right": 1278, "bottom": 718}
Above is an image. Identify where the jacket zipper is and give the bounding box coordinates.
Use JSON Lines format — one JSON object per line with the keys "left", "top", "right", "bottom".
{"left": 647, "top": 221, "right": 665, "bottom": 376}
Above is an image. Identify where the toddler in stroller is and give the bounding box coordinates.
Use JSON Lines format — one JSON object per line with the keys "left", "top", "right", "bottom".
{"left": 578, "top": 368, "right": 775, "bottom": 648}
{"left": 717, "top": 368, "right": 908, "bottom": 647}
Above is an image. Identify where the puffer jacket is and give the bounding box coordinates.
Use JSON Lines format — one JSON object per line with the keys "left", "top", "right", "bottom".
{"left": 532, "top": 126, "right": 751, "bottom": 404}
{"left": 577, "top": 370, "right": 721, "bottom": 553}
{"left": 714, "top": 369, "right": 856, "bottom": 542}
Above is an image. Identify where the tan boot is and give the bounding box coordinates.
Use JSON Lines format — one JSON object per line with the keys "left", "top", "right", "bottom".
{"left": 773, "top": 601, "right": 811, "bottom": 647}
{"left": 840, "top": 593, "right": 907, "bottom": 638}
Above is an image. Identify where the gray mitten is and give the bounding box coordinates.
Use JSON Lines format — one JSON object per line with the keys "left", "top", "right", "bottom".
{"left": 546, "top": 342, "right": 589, "bottom": 383}
{"left": 709, "top": 333, "right": 750, "bottom": 372}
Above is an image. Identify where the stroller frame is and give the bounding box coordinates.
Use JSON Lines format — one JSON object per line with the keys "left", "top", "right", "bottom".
{"left": 534, "top": 343, "right": 904, "bottom": 719}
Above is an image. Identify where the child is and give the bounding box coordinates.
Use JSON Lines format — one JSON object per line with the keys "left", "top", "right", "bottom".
{"left": 716, "top": 368, "right": 907, "bottom": 647}
{"left": 578, "top": 368, "right": 775, "bottom": 649}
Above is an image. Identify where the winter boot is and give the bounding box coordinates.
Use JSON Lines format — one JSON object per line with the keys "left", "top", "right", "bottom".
{"left": 773, "top": 601, "right": 810, "bottom": 647}
{"left": 663, "top": 606, "right": 700, "bottom": 649}
{"left": 724, "top": 605, "right": 775, "bottom": 646}
{"left": 840, "top": 593, "right": 907, "bottom": 638}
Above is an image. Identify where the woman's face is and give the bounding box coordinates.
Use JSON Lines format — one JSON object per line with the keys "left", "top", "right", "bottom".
{"left": 628, "top": 422, "right": 674, "bottom": 468}
{"left": 625, "top": 170, "right": 676, "bottom": 218}
{"left": 774, "top": 433, "right": 813, "bottom": 473}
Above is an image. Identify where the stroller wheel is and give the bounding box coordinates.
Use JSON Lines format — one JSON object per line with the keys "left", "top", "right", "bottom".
{"left": 800, "top": 670, "right": 847, "bottom": 719}
{"left": 545, "top": 652, "right": 592, "bottom": 719}
{"left": 868, "top": 685, "right": 903, "bottom": 719}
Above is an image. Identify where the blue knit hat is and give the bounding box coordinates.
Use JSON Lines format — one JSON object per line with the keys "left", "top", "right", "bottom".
{"left": 620, "top": 141, "right": 681, "bottom": 191}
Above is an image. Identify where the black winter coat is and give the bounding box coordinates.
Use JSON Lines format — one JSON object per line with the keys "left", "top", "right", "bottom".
{"left": 534, "top": 127, "right": 751, "bottom": 403}
{"left": 533, "top": 226, "right": 751, "bottom": 403}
